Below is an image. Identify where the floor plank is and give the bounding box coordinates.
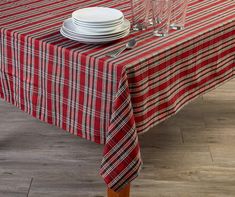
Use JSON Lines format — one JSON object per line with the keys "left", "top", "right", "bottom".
{"left": 0, "top": 175, "right": 31, "bottom": 197}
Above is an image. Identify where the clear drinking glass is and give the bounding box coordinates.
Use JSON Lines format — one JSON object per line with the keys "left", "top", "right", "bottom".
{"left": 152, "top": 0, "right": 172, "bottom": 37}
{"left": 130, "top": 0, "right": 151, "bottom": 30}
{"left": 170, "top": 0, "right": 188, "bottom": 30}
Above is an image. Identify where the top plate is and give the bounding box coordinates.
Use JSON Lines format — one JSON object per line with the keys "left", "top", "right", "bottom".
{"left": 72, "top": 7, "right": 124, "bottom": 23}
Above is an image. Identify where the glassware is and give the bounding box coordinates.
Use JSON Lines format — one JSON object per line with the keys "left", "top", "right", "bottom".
{"left": 152, "top": 0, "right": 172, "bottom": 37}
{"left": 170, "top": 0, "right": 188, "bottom": 30}
{"left": 130, "top": 0, "right": 151, "bottom": 31}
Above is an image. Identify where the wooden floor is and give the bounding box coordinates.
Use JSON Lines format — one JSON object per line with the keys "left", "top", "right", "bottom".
{"left": 1, "top": 78, "right": 235, "bottom": 197}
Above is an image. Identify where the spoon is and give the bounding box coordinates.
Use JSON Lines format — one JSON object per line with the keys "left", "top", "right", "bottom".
{"left": 107, "top": 39, "right": 137, "bottom": 58}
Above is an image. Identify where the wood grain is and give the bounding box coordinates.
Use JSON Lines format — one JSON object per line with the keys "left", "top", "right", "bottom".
{"left": 107, "top": 184, "right": 130, "bottom": 197}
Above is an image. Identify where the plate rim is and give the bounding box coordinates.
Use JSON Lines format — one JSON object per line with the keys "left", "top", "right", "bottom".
{"left": 60, "top": 28, "right": 130, "bottom": 44}
{"left": 72, "top": 7, "right": 124, "bottom": 23}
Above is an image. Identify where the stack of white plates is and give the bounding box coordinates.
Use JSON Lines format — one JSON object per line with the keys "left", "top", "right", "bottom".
{"left": 60, "top": 7, "right": 130, "bottom": 44}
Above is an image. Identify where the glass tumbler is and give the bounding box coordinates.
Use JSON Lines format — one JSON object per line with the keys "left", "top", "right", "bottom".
{"left": 152, "top": 0, "right": 172, "bottom": 37}
{"left": 170, "top": 0, "right": 188, "bottom": 30}
{"left": 130, "top": 0, "right": 151, "bottom": 30}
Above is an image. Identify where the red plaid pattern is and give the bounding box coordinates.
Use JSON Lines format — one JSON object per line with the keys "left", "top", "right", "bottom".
{"left": 1, "top": 0, "right": 235, "bottom": 191}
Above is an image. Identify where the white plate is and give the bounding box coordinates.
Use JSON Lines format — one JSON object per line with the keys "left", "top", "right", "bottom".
{"left": 72, "top": 7, "right": 123, "bottom": 23}
{"left": 60, "top": 31, "right": 129, "bottom": 44}
{"left": 60, "top": 28, "right": 129, "bottom": 44}
{"left": 61, "top": 26, "right": 129, "bottom": 39}
{"left": 63, "top": 18, "right": 130, "bottom": 36}
{"left": 73, "top": 21, "right": 124, "bottom": 33}
{"left": 60, "top": 30, "right": 128, "bottom": 44}
{"left": 73, "top": 18, "right": 124, "bottom": 28}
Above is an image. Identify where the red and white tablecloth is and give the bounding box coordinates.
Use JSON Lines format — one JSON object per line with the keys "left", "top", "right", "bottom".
{"left": 1, "top": 0, "right": 235, "bottom": 191}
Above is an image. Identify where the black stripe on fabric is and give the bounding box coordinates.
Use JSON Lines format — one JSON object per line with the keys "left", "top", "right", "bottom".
{"left": 137, "top": 69, "right": 234, "bottom": 131}
{"left": 131, "top": 48, "right": 232, "bottom": 106}
{"left": 126, "top": 23, "right": 235, "bottom": 76}
{"left": 108, "top": 95, "right": 131, "bottom": 127}
{"left": 132, "top": 55, "right": 234, "bottom": 113}
{"left": 138, "top": 72, "right": 234, "bottom": 133}
{"left": 112, "top": 159, "right": 141, "bottom": 191}
{"left": 0, "top": 29, "right": 10, "bottom": 98}
{"left": 100, "top": 113, "right": 136, "bottom": 169}
{"left": 71, "top": 50, "right": 78, "bottom": 134}
{"left": 129, "top": 35, "right": 235, "bottom": 91}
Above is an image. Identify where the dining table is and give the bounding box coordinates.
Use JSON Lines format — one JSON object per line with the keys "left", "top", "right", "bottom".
{"left": 0, "top": 0, "right": 235, "bottom": 196}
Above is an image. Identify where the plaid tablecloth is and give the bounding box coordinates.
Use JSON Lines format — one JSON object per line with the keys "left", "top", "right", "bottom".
{"left": 1, "top": 0, "right": 235, "bottom": 191}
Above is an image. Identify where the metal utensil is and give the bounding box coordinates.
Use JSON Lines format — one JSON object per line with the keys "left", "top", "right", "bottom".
{"left": 106, "top": 39, "right": 137, "bottom": 58}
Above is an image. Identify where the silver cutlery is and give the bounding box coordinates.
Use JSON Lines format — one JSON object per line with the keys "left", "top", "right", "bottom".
{"left": 106, "top": 39, "right": 137, "bottom": 58}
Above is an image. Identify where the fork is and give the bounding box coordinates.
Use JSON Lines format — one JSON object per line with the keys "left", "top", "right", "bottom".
{"left": 106, "top": 39, "right": 137, "bottom": 58}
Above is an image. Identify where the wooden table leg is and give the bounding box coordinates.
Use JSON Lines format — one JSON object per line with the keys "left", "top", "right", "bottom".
{"left": 107, "top": 184, "right": 130, "bottom": 197}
